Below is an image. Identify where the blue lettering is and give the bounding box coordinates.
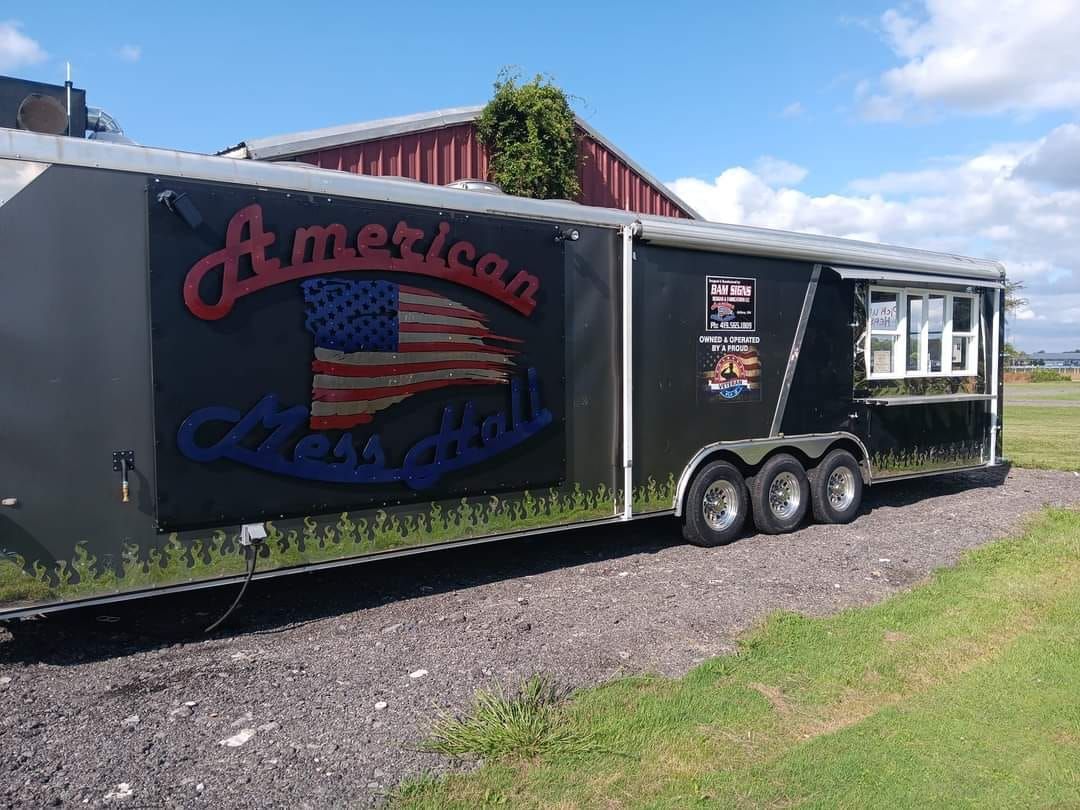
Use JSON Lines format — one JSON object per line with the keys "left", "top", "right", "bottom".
{"left": 176, "top": 369, "right": 552, "bottom": 490}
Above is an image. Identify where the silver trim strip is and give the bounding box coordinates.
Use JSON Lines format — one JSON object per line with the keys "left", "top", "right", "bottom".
{"left": 871, "top": 462, "right": 992, "bottom": 484}
{"left": 771, "top": 264, "right": 821, "bottom": 436}
{"left": 0, "top": 130, "right": 1005, "bottom": 279}
{"left": 673, "top": 431, "right": 872, "bottom": 517}
{"left": 621, "top": 225, "right": 637, "bottom": 520}
{"left": 0, "top": 128, "right": 635, "bottom": 229}
{"left": 0, "top": 510, "right": 675, "bottom": 621}
{"left": 854, "top": 393, "right": 995, "bottom": 406}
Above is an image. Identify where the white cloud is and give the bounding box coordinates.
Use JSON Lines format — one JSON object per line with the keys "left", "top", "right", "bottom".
{"left": 860, "top": 0, "right": 1080, "bottom": 118}
{"left": 666, "top": 127, "right": 1080, "bottom": 351}
{"left": 861, "top": 96, "right": 907, "bottom": 123}
{"left": 0, "top": 21, "right": 46, "bottom": 71}
{"left": 1013, "top": 123, "right": 1080, "bottom": 188}
{"left": 753, "top": 156, "right": 808, "bottom": 187}
{"left": 118, "top": 44, "right": 141, "bottom": 63}
{"left": 781, "top": 101, "right": 805, "bottom": 118}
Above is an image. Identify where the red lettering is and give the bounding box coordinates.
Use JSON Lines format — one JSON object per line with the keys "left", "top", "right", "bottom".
{"left": 182, "top": 205, "right": 542, "bottom": 320}
{"left": 356, "top": 224, "right": 390, "bottom": 262}
{"left": 474, "top": 253, "right": 509, "bottom": 285}
{"left": 447, "top": 241, "right": 476, "bottom": 276}
{"left": 183, "top": 204, "right": 280, "bottom": 321}
{"left": 391, "top": 221, "right": 425, "bottom": 270}
{"left": 291, "top": 223, "right": 354, "bottom": 266}
{"left": 424, "top": 222, "right": 450, "bottom": 272}
{"left": 504, "top": 270, "right": 539, "bottom": 316}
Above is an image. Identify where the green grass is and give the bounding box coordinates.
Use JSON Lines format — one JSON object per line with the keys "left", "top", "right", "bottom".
{"left": 1004, "top": 405, "right": 1080, "bottom": 471}
{"left": 1005, "top": 381, "right": 1080, "bottom": 402}
{"left": 394, "top": 508, "right": 1080, "bottom": 809}
{"left": 424, "top": 675, "right": 601, "bottom": 761}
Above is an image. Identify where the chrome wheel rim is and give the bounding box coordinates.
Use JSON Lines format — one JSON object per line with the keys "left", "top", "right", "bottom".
{"left": 827, "top": 467, "right": 856, "bottom": 511}
{"left": 702, "top": 480, "right": 739, "bottom": 532}
{"left": 768, "top": 471, "right": 801, "bottom": 520}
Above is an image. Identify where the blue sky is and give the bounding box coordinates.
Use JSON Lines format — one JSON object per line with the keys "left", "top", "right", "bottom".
{"left": 3, "top": 1, "right": 1065, "bottom": 186}
{"left": 3, "top": 1, "right": 1080, "bottom": 350}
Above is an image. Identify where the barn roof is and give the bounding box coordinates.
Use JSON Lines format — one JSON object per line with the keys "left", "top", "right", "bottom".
{"left": 218, "top": 105, "right": 703, "bottom": 220}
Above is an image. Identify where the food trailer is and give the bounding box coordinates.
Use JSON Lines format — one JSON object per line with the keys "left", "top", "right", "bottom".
{"left": 0, "top": 129, "right": 1005, "bottom": 619}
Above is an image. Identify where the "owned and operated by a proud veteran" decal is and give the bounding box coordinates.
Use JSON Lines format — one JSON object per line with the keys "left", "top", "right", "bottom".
{"left": 697, "top": 334, "right": 763, "bottom": 402}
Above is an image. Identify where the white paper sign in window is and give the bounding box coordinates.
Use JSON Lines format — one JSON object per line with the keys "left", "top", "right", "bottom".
{"left": 868, "top": 290, "right": 903, "bottom": 376}
{"left": 870, "top": 297, "right": 898, "bottom": 330}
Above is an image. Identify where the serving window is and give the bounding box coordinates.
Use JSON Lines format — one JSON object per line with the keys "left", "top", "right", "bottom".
{"left": 867, "top": 286, "right": 979, "bottom": 380}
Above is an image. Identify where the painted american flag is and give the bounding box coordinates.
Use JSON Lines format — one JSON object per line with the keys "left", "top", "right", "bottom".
{"left": 301, "top": 278, "right": 520, "bottom": 430}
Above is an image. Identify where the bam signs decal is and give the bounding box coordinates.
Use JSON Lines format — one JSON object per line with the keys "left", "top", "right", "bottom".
{"left": 705, "top": 276, "right": 755, "bottom": 332}
{"left": 149, "top": 183, "right": 566, "bottom": 530}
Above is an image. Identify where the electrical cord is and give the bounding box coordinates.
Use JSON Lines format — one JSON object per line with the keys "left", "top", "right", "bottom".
{"left": 204, "top": 542, "right": 260, "bottom": 634}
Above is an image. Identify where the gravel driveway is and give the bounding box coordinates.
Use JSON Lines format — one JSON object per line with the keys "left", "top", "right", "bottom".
{"left": 2, "top": 466, "right": 1077, "bottom": 809}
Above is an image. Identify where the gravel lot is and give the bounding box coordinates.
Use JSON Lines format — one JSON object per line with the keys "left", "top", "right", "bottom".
{"left": 1, "top": 466, "right": 1077, "bottom": 809}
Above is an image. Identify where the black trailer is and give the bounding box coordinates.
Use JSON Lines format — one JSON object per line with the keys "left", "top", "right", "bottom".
{"left": 0, "top": 130, "right": 1005, "bottom": 619}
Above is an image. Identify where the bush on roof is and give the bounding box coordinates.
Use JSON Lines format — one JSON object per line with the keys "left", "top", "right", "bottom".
{"left": 477, "top": 70, "right": 581, "bottom": 201}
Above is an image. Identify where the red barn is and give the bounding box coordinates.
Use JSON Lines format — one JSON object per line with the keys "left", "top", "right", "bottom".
{"left": 220, "top": 106, "right": 700, "bottom": 220}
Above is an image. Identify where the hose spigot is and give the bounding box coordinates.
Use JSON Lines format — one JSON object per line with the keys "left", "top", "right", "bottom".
{"left": 112, "top": 450, "right": 135, "bottom": 505}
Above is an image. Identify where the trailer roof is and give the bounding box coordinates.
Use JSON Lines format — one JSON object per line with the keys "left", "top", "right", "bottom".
{"left": 0, "top": 129, "right": 1004, "bottom": 282}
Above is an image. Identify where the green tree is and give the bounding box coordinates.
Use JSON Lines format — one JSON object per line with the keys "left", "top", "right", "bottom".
{"left": 1005, "top": 279, "right": 1027, "bottom": 314}
{"left": 477, "top": 71, "right": 581, "bottom": 201}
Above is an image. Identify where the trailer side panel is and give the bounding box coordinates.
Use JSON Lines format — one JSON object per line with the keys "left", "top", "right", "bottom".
{"left": 630, "top": 244, "right": 815, "bottom": 508}
{"left": 0, "top": 163, "right": 625, "bottom": 615}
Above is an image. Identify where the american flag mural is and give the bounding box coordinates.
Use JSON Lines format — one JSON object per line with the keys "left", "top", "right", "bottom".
{"left": 301, "top": 278, "right": 520, "bottom": 430}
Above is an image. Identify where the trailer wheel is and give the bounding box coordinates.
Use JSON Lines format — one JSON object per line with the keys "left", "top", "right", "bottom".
{"left": 682, "top": 460, "right": 749, "bottom": 547}
{"left": 809, "top": 449, "right": 863, "bottom": 524}
{"left": 749, "top": 454, "right": 810, "bottom": 534}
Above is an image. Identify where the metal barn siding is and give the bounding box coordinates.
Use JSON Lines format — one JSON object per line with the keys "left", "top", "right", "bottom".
{"left": 293, "top": 122, "right": 490, "bottom": 187}
{"left": 276, "top": 121, "right": 693, "bottom": 219}
{"left": 575, "top": 128, "right": 689, "bottom": 219}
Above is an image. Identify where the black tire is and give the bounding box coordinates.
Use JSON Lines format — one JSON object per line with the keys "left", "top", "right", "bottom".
{"left": 749, "top": 453, "right": 810, "bottom": 534}
{"left": 809, "top": 449, "right": 864, "bottom": 524}
{"left": 681, "top": 460, "right": 749, "bottom": 547}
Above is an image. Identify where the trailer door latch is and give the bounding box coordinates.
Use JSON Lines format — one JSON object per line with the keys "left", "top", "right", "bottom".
{"left": 112, "top": 450, "right": 135, "bottom": 504}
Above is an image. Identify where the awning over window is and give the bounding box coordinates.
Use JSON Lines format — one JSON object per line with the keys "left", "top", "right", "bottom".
{"left": 829, "top": 265, "right": 1004, "bottom": 289}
